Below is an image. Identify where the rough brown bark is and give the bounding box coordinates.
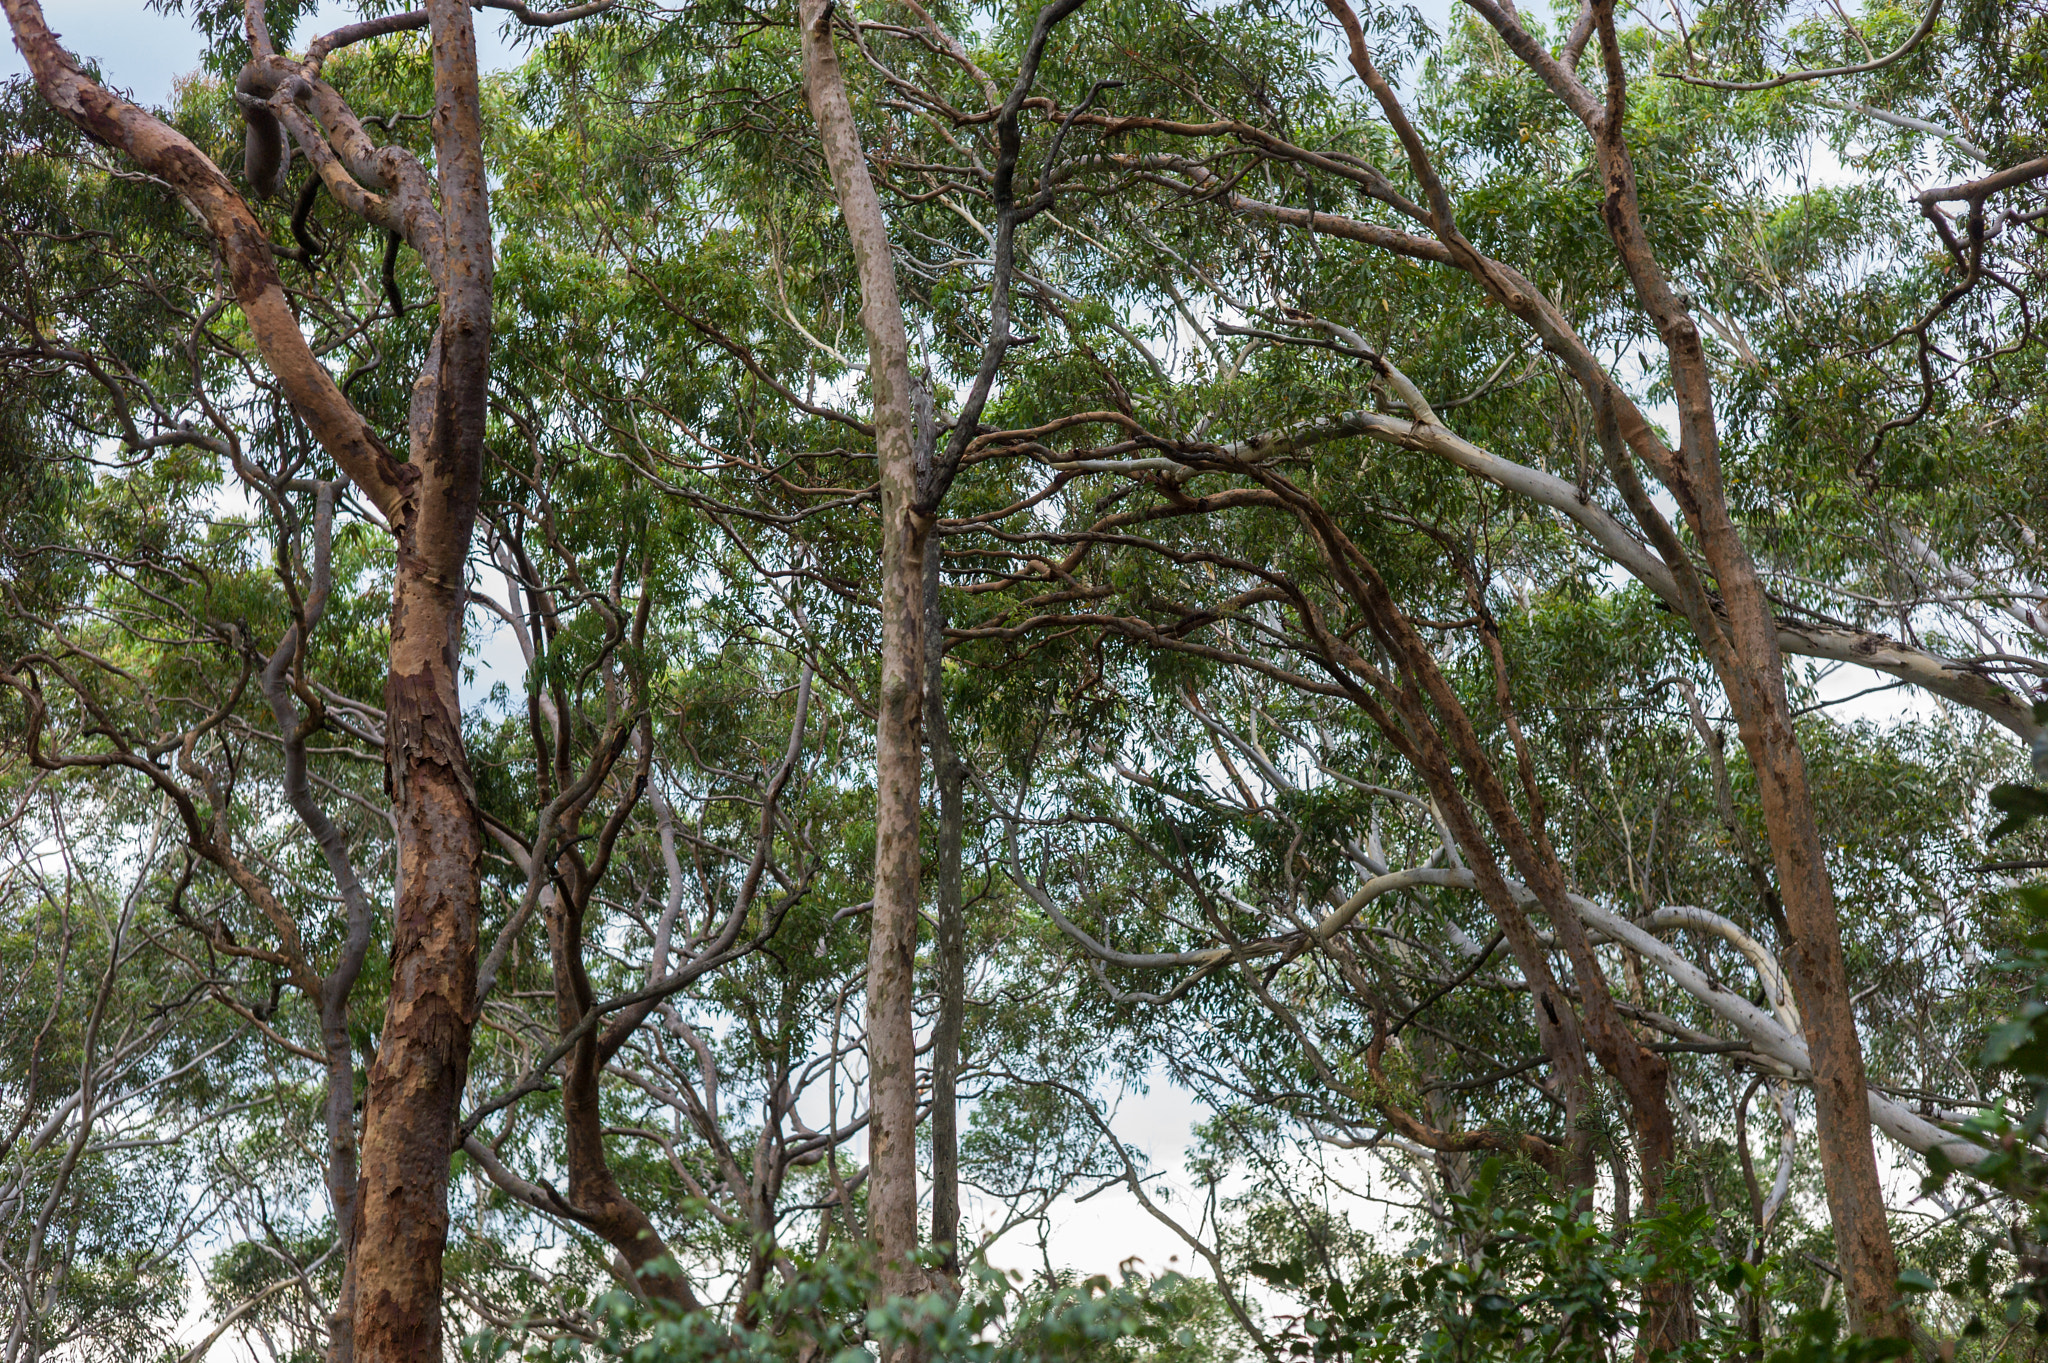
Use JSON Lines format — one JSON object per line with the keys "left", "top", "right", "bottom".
{"left": 797, "top": 0, "right": 930, "bottom": 1314}
{"left": 343, "top": 6, "right": 494, "bottom": 1358}
{"left": 0, "top": 3, "right": 500, "bottom": 1355}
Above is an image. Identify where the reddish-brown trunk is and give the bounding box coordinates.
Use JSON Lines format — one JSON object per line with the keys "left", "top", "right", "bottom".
{"left": 1287, "top": 5, "right": 1892, "bottom": 1324}
{"left": 351, "top": 614, "right": 478, "bottom": 1362}
{"left": 1571, "top": 0, "right": 1903, "bottom": 1332}
{"left": 1738, "top": 706, "right": 1901, "bottom": 1333}
{"left": 3, "top": 2, "right": 501, "bottom": 1355}
{"left": 350, "top": 6, "right": 495, "bottom": 1357}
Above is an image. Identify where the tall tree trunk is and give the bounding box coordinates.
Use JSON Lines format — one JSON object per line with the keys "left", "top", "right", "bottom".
{"left": 349, "top": 5, "right": 493, "bottom": 1358}
{"left": 0, "top": 2, "right": 495, "bottom": 1356}
{"left": 925, "top": 547, "right": 966, "bottom": 1275}
{"left": 1724, "top": 658, "right": 1900, "bottom": 1334}
{"left": 797, "top": 0, "right": 930, "bottom": 1315}
{"left": 1575, "top": 0, "right": 1903, "bottom": 1332}
{"left": 353, "top": 551, "right": 480, "bottom": 1363}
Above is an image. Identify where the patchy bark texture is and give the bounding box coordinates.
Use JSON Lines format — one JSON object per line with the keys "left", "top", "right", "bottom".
{"left": 349, "top": 6, "right": 496, "bottom": 1359}
{"left": 0, "top": 2, "right": 503, "bottom": 1355}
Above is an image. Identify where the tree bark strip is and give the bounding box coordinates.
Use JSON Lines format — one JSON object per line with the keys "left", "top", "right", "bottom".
{"left": 797, "top": 0, "right": 930, "bottom": 1315}
{"left": 348, "top": 6, "right": 493, "bottom": 1359}
{"left": 925, "top": 547, "right": 966, "bottom": 1274}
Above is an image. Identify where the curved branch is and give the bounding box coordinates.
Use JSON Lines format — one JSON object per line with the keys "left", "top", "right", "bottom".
{"left": 1, "top": 0, "right": 410, "bottom": 521}
{"left": 1661, "top": 0, "right": 1944, "bottom": 91}
{"left": 307, "top": 0, "right": 618, "bottom": 63}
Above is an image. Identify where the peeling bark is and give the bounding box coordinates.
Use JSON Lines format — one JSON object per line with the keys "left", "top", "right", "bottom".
{"left": 347, "top": 5, "right": 495, "bottom": 1355}
{"left": 0, "top": 2, "right": 502, "bottom": 1355}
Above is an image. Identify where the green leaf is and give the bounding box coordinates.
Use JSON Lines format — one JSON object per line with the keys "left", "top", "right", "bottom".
{"left": 1988, "top": 783, "right": 2048, "bottom": 841}
{"left": 1982, "top": 1015, "right": 2039, "bottom": 1067}
{"left": 1896, "top": 1268, "right": 1937, "bottom": 1295}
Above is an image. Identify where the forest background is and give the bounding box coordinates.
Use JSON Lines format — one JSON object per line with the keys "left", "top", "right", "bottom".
{"left": 2, "top": 0, "right": 2046, "bottom": 1360}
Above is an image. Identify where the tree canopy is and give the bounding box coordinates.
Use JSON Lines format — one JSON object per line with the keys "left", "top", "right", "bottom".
{"left": 2, "top": 0, "right": 2047, "bottom": 1359}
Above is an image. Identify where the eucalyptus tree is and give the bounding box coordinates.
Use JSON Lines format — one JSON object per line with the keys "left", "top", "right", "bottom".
{"left": 6, "top": 0, "right": 2047, "bottom": 1354}
{"left": 0, "top": 0, "right": 656, "bottom": 1353}
{"left": 0, "top": 11, "right": 1173, "bottom": 1343}
{"left": 794, "top": 2, "right": 933, "bottom": 1311}
{"left": 581, "top": 0, "right": 2048, "bottom": 1344}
